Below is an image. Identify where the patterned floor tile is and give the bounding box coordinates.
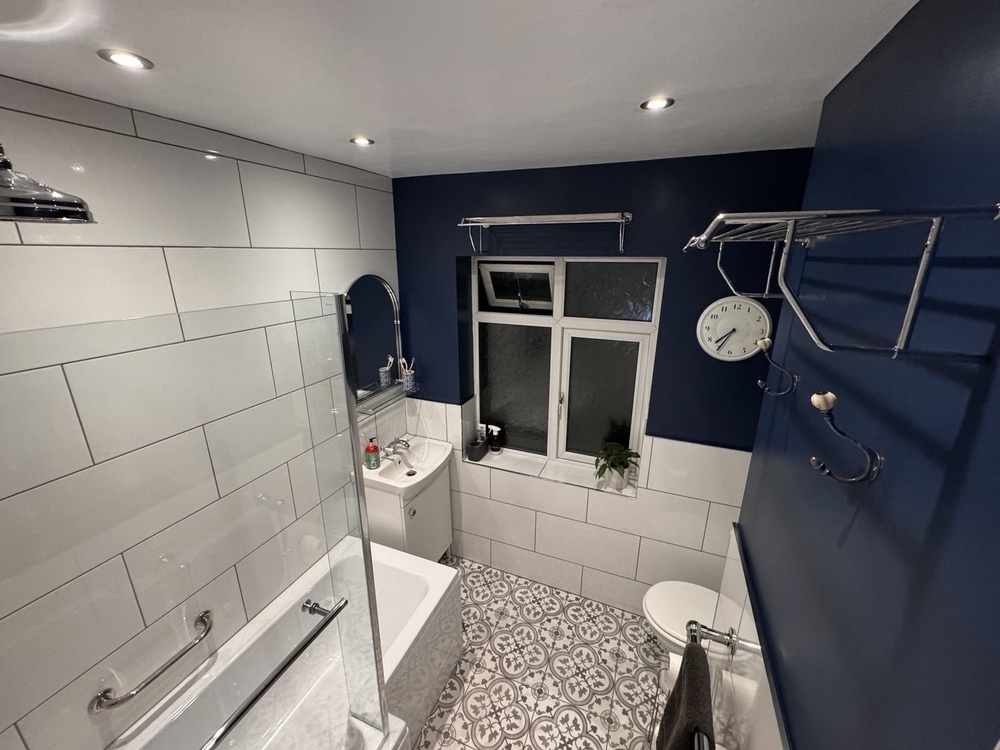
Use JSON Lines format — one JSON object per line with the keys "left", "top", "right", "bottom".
{"left": 426, "top": 555, "right": 668, "bottom": 750}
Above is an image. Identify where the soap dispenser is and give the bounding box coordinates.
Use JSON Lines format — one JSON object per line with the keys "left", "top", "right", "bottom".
{"left": 364, "top": 437, "right": 381, "bottom": 470}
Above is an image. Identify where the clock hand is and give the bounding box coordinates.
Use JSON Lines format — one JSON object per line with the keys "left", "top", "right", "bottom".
{"left": 715, "top": 328, "right": 736, "bottom": 352}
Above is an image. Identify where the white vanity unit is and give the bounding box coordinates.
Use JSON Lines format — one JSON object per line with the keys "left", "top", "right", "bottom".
{"left": 362, "top": 436, "right": 453, "bottom": 561}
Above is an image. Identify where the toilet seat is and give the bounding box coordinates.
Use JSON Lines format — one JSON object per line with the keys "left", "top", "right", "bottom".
{"left": 642, "top": 581, "right": 719, "bottom": 645}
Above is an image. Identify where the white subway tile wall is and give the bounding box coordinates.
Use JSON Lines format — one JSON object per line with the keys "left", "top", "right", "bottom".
{"left": 407, "top": 397, "right": 748, "bottom": 615}
{"left": 0, "top": 75, "right": 393, "bottom": 747}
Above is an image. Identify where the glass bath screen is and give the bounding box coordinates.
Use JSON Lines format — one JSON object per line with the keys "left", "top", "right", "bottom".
{"left": 564, "top": 336, "right": 639, "bottom": 455}
{"left": 478, "top": 322, "right": 551, "bottom": 454}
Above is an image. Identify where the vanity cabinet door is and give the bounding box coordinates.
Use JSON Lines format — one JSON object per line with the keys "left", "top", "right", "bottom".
{"left": 401, "top": 469, "right": 452, "bottom": 561}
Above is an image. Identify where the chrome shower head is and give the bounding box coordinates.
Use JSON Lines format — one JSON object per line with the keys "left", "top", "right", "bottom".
{"left": 0, "top": 143, "right": 95, "bottom": 223}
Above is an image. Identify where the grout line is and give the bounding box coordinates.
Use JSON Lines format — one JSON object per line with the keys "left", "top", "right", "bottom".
{"left": 353, "top": 186, "right": 363, "bottom": 247}
{"left": 700, "top": 504, "right": 711, "bottom": 551}
{"left": 235, "top": 161, "right": 254, "bottom": 246}
{"left": 262, "top": 325, "right": 279, "bottom": 397}
{"left": 13, "top": 222, "right": 24, "bottom": 244}
{"left": 121, "top": 553, "right": 149, "bottom": 628}
{"left": 201, "top": 426, "right": 223, "bottom": 499}
{"left": 313, "top": 249, "right": 322, "bottom": 293}
{"left": 15, "top": 721, "right": 29, "bottom": 747}
{"left": 233, "top": 565, "right": 251, "bottom": 623}
{"left": 60, "top": 364, "right": 95, "bottom": 465}
{"left": 129, "top": 108, "right": 138, "bottom": 137}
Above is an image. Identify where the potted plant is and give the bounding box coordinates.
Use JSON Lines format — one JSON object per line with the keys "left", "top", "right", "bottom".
{"left": 595, "top": 441, "right": 640, "bottom": 491}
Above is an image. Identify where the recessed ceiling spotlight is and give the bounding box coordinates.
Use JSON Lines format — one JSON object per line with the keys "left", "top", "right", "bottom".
{"left": 97, "top": 49, "right": 154, "bottom": 70}
{"left": 204, "top": 150, "right": 220, "bottom": 161}
{"left": 350, "top": 137, "right": 375, "bottom": 146}
{"left": 640, "top": 96, "right": 674, "bottom": 111}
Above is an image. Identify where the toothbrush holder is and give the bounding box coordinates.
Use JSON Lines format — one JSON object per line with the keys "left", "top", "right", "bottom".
{"left": 378, "top": 367, "right": 392, "bottom": 388}
{"left": 402, "top": 370, "right": 416, "bottom": 392}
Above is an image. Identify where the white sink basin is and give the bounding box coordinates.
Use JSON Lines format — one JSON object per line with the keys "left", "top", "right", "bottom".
{"left": 363, "top": 436, "right": 452, "bottom": 501}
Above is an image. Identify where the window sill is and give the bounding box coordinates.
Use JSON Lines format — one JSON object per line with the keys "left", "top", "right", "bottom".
{"left": 463, "top": 449, "right": 638, "bottom": 498}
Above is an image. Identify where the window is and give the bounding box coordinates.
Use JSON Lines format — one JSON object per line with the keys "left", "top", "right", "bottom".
{"left": 474, "top": 258, "right": 664, "bottom": 461}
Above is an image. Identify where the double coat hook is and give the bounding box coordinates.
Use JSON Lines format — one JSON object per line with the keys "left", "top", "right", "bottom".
{"left": 809, "top": 391, "right": 883, "bottom": 483}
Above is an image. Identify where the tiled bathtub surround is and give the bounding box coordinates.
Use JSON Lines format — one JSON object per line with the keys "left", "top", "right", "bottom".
{"left": 0, "top": 302, "right": 362, "bottom": 746}
{"left": 404, "top": 398, "right": 749, "bottom": 613}
{"left": 0, "top": 74, "right": 394, "bottom": 747}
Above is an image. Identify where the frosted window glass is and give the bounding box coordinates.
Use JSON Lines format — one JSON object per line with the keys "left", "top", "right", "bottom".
{"left": 565, "top": 337, "right": 639, "bottom": 455}
{"left": 478, "top": 323, "right": 550, "bottom": 454}
{"left": 564, "top": 262, "right": 656, "bottom": 321}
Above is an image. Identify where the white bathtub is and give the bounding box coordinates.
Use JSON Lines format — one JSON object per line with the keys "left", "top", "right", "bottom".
{"left": 120, "top": 537, "right": 459, "bottom": 750}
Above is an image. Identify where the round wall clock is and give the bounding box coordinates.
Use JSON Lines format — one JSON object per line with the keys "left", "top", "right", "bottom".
{"left": 696, "top": 295, "right": 772, "bottom": 361}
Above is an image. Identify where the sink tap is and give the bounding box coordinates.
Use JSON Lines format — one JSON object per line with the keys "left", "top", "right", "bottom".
{"left": 385, "top": 436, "right": 410, "bottom": 452}
{"left": 382, "top": 437, "right": 413, "bottom": 469}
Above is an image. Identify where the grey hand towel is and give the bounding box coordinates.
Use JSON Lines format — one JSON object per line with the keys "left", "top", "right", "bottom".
{"left": 655, "top": 642, "right": 715, "bottom": 750}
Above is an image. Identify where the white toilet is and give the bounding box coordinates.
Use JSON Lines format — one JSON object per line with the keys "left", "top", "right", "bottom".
{"left": 642, "top": 580, "right": 719, "bottom": 681}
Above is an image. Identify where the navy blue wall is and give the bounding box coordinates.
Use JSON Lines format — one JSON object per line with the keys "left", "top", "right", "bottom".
{"left": 742, "top": 0, "right": 1000, "bottom": 747}
{"left": 393, "top": 150, "right": 811, "bottom": 450}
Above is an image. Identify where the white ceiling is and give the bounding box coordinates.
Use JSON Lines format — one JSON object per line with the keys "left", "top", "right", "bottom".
{"left": 0, "top": 0, "right": 918, "bottom": 178}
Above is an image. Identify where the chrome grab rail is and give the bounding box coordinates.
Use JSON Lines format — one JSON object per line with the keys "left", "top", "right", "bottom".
{"left": 200, "top": 598, "right": 348, "bottom": 750}
{"left": 89, "top": 610, "right": 213, "bottom": 714}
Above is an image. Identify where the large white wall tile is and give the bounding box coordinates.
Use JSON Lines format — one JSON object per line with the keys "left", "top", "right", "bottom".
{"left": 645, "top": 437, "right": 751, "bottom": 507}
{"left": 321, "top": 485, "right": 352, "bottom": 549}
{"left": 316, "top": 248, "right": 399, "bottom": 294}
{"left": 636, "top": 538, "right": 726, "bottom": 591}
{"left": 0, "top": 76, "right": 135, "bottom": 134}
{"left": 165, "top": 247, "right": 318, "bottom": 311}
{"left": 451, "top": 530, "right": 491, "bottom": 566}
{"left": 0, "top": 223, "right": 19, "bottom": 244}
{"left": 449, "top": 453, "right": 491, "bottom": 498}
{"left": 535, "top": 513, "right": 639, "bottom": 578}
{"left": 581, "top": 568, "right": 650, "bottom": 615}
{"left": 0, "top": 558, "right": 144, "bottom": 730}
{"left": 491, "top": 471, "right": 588, "bottom": 521}
{"left": 0, "top": 727, "right": 25, "bottom": 750}
{"left": 0, "top": 110, "right": 250, "bottom": 247}
{"left": 703, "top": 503, "right": 742, "bottom": 556}
{"left": 288, "top": 449, "right": 321, "bottom": 517}
{"left": 0, "top": 246, "right": 176, "bottom": 334}
{"left": 133, "top": 112, "right": 304, "bottom": 172}
{"left": 406, "top": 398, "right": 448, "bottom": 441}
{"left": 65, "top": 329, "right": 275, "bottom": 461}
{"left": 305, "top": 381, "right": 339, "bottom": 445}
{"left": 294, "top": 313, "right": 345, "bottom": 385}
{"left": 0, "top": 316, "right": 183, "bottom": 376}
{"left": 0, "top": 429, "right": 216, "bottom": 621}
{"left": 266, "top": 322, "right": 305, "bottom": 396}
{"left": 491, "top": 542, "right": 582, "bottom": 594}
{"left": 17, "top": 569, "right": 247, "bottom": 750}
{"left": 314, "top": 433, "right": 356, "bottom": 501}
{"left": 179, "top": 300, "right": 294, "bottom": 340}
{"left": 356, "top": 187, "right": 396, "bottom": 249}
{"left": 303, "top": 156, "right": 391, "bottom": 191}
{"left": 0, "top": 367, "right": 91, "bottom": 500}
{"left": 587, "top": 487, "right": 709, "bottom": 550}
{"left": 239, "top": 162, "right": 360, "bottom": 249}
{"left": 237, "top": 506, "right": 326, "bottom": 618}
{"left": 451, "top": 491, "right": 535, "bottom": 550}
{"left": 205, "top": 390, "right": 311, "bottom": 496}
{"left": 374, "top": 401, "right": 407, "bottom": 446}
{"left": 445, "top": 403, "right": 463, "bottom": 450}
{"left": 124, "top": 466, "right": 295, "bottom": 622}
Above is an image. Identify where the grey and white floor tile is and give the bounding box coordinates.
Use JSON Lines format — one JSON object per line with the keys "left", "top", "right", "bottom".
{"left": 417, "top": 555, "right": 671, "bottom": 750}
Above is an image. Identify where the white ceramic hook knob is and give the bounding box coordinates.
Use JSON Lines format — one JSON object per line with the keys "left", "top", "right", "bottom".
{"left": 756, "top": 337, "right": 773, "bottom": 351}
{"left": 810, "top": 391, "right": 837, "bottom": 412}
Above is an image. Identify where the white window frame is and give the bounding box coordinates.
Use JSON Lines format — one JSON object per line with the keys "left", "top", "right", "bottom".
{"left": 473, "top": 256, "right": 665, "bottom": 465}
{"left": 478, "top": 262, "right": 555, "bottom": 311}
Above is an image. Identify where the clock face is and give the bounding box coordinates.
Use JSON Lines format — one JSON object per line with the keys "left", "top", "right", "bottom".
{"left": 696, "top": 295, "right": 772, "bottom": 361}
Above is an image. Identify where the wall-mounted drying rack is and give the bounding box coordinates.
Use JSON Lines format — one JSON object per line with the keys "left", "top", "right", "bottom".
{"left": 458, "top": 212, "right": 632, "bottom": 254}
{"left": 683, "top": 205, "right": 1000, "bottom": 358}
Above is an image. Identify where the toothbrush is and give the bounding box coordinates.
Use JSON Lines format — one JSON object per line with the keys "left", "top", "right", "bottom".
{"left": 408, "top": 358, "right": 415, "bottom": 372}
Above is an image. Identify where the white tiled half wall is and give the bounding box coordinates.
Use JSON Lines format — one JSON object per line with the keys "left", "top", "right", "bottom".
{"left": 404, "top": 397, "right": 750, "bottom": 615}
{"left": 0, "top": 75, "right": 390, "bottom": 747}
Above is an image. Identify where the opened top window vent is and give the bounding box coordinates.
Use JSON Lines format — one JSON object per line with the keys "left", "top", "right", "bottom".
{"left": 479, "top": 263, "right": 554, "bottom": 311}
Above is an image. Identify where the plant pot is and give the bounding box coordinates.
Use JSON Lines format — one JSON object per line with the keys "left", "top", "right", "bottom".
{"left": 602, "top": 468, "right": 629, "bottom": 491}
{"left": 466, "top": 440, "right": 488, "bottom": 462}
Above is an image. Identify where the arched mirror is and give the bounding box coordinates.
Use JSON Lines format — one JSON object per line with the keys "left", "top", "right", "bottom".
{"left": 345, "top": 275, "right": 403, "bottom": 399}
